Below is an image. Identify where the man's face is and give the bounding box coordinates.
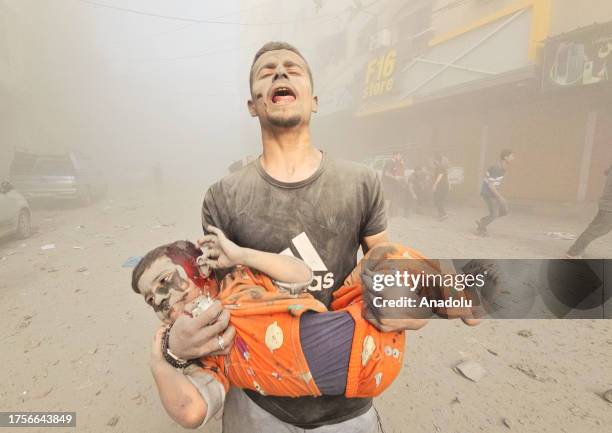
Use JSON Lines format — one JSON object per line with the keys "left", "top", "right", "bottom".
{"left": 137, "top": 256, "right": 201, "bottom": 324}
{"left": 248, "top": 49, "right": 318, "bottom": 129}
{"left": 504, "top": 153, "right": 516, "bottom": 165}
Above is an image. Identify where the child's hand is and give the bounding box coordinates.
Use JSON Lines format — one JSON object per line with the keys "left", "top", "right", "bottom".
{"left": 196, "top": 226, "right": 246, "bottom": 269}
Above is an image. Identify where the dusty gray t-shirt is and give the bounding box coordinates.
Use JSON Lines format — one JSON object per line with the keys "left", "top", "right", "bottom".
{"left": 201, "top": 152, "right": 387, "bottom": 428}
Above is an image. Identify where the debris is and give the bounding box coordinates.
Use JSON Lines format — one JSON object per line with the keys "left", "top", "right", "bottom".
{"left": 603, "top": 389, "right": 612, "bottom": 403}
{"left": 47, "top": 268, "right": 58, "bottom": 273}
{"left": 451, "top": 396, "right": 461, "bottom": 404}
{"left": 6, "top": 251, "right": 16, "bottom": 256}
{"left": 545, "top": 231, "right": 576, "bottom": 240}
{"left": 76, "top": 225, "right": 85, "bottom": 229}
{"left": 122, "top": 256, "right": 142, "bottom": 268}
{"left": 104, "top": 240, "right": 115, "bottom": 246}
{"left": 517, "top": 329, "right": 533, "bottom": 338}
{"left": 114, "top": 224, "right": 131, "bottom": 230}
{"left": 77, "top": 267, "right": 88, "bottom": 273}
{"left": 454, "top": 360, "right": 486, "bottom": 382}
{"left": 486, "top": 348, "right": 499, "bottom": 356}
{"left": 510, "top": 363, "right": 553, "bottom": 383}
{"left": 34, "top": 387, "right": 54, "bottom": 399}
{"left": 131, "top": 392, "right": 147, "bottom": 405}
{"left": 20, "top": 243, "right": 27, "bottom": 248}
{"left": 73, "top": 246, "right": 83, "bottom": 250}
{"left": 19, "top": 315, "right": 33, "bottom": 329}
{"left": 40, "top": 244, "right": 56, "bottom": 250}
{"left": 502, "top": 417, "right": 512, "bottom": 429}
{"left": 107, "top": 416, "right": 119, "bottom": 427}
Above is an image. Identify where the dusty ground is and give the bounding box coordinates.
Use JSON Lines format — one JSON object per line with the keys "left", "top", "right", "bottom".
{"left": 1, "top": 185, "right": 611, "bottom": 433}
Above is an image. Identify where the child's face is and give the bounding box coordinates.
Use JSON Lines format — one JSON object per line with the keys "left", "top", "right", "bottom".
{"left": 137, "top": 256, "right": 203, "bottom": 324}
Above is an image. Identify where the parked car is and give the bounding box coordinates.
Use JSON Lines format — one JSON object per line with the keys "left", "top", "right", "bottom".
{"left": 0, "top": 181, "right": 31, "bottom": 239}
{"left": 9, "top": 150, "right": 107, "bottom": 205}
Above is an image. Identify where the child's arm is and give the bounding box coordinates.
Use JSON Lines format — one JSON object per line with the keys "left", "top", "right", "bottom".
{"left": 198, "top": 225, "right": 312, "bottom": 285}
{"left": 150, "top": 327, "right": 209, "bottom": 429}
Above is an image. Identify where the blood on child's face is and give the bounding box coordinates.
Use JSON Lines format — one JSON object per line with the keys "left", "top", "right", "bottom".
{"left": 137, "top": 256, "right": 203, "bottom": 324}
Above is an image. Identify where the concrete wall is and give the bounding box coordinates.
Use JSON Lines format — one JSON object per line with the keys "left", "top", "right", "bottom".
{"left": 549, "top": 0, "right": 612, "bottom": 37}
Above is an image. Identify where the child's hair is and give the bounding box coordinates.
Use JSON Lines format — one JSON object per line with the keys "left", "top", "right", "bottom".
{"left": 131, "top": 241, "right": 203, "bottom": 294}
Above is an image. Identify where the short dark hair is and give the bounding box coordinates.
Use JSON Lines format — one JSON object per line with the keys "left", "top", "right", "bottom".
{"left": 131, "top": 241, "right": 202, "bottom": 294}
{"left": 249, "top": 41, "right": 313, "bottom": 90}
{"left": 500, "top": 149, "right": 513, "bottom": 160}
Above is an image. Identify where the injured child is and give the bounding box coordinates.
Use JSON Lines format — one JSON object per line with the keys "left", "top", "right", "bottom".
{"left": 132, "top": 226, "right": 481, "bottom": 428}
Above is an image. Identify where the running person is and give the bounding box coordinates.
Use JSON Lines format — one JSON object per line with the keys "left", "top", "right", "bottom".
{"left": 476, "top": 149, "right": 515, "bottom": 236}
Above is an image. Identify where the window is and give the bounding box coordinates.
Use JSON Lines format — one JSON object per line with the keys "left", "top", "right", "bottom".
{"left": 35, "top": 158, "right": 75, "bottom": 176}
{"left": 396, "top": 3, "right": 434, "bottom": 58}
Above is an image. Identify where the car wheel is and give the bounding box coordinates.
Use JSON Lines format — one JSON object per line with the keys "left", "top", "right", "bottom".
{"left": 16, "top": 209, "right": 31, "bottom": 239}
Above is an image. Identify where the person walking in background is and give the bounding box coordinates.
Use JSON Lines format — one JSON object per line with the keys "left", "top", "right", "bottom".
{"left": 476, "top": 149, "right": 515, "bottom": 236}
{"left": 567, "top": 164, "right": 612, "bottom": 258}
{"left": 383, "top": 152, "right": 407, "bottom": 217}
{"left": 432, "top": 153, "right": 450, "bottom": 221}
{"left": 408, "top": 165, "right": 431, "bottom": 214}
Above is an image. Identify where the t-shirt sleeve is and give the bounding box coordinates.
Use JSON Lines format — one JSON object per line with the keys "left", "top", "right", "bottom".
{"left": 201, "top": 184, "right": 229, "bottom": 235}
{"left": 361, "top": 169, "right": 387, "bottom": 238}
{"left": 184, "top": 366, "right": 227, "bottom": 426}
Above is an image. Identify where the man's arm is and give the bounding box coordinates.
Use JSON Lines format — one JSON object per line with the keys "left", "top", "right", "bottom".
{"left": 362, "top": 230, "right": 389, "bottom": 251}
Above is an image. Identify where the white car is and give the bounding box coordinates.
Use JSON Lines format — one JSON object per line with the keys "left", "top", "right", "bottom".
{"left": 0, "top": 181, "right": 31, "bottom": 239}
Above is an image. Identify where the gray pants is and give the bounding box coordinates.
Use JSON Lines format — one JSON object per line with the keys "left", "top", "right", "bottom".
{"left": 222, "top": 388, "right": 380, "bottom": 433}
{"left": 478, "top": 194, "right": 508, "bottom": 229}
{"left": 568, "top": 210, "right": 612, "bottom": 255}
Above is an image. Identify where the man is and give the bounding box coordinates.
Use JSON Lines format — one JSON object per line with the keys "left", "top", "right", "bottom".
{"left": 162, "top": 42, "right": 470, "bottom": 432}
{"left": 163, "top": 41, "right": 390, "bottom": 432}
{"left": 567, "top": 165, "right": 612, "bottom": 258}
{"left": 408, "top": 165, "right": 432, "bottom": 214}
{"left": 383, "top": 152, "right": 407, "bottom": 217}
{"left": 476, "top": 149, "right": 515, "bottom": 236}
{"left": 432, "top": 153, "right": 450, "bottom": 221}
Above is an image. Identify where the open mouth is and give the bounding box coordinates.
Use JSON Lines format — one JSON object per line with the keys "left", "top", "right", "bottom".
{"left": 271, "top": 86, "right": 296, "bottom": 104}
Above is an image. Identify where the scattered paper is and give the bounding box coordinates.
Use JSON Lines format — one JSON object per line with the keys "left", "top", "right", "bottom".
{"left": 454, "top": 360, "right": 486, "bottom": 382}
{"left": 545, "top": 231, "right": 576, "bottom": 240}
{"left": 122, "top": 256, "right": 142, "bottom": 268}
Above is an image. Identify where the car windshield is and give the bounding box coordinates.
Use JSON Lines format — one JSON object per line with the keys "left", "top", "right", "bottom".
{"left": 9, "top": 152, "right": 38, "bottom": 175}
{"left": 35, "top": 158, "right": 75, "bottom": 176}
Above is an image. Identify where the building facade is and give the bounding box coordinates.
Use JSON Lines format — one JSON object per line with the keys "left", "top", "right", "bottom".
{"left": 240, "top": 0, "right": 612, "bottom": 202}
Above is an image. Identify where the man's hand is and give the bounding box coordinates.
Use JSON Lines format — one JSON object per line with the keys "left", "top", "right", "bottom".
{"left": 168, "top": 300, "right": 236, "bottom": 360}
{"left": 197, "top": 225, "right": 246, "bottom": 269}
{"left": 360, "top": 266, "right": 432, "bottom": 332}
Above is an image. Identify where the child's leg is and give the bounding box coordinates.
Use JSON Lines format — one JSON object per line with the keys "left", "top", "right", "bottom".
{"left": 331, "top": 242, "right": 437, "bottom": 311}
{"left": 331, "top": 242, "right": 478, "bottom": 321}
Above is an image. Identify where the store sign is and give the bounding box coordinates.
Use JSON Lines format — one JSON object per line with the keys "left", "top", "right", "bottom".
{"left": 362, "top": 49, "right": 397, "bottom": 99}
{"left": 543, "top": 21, "right": 612, "bottom": 90}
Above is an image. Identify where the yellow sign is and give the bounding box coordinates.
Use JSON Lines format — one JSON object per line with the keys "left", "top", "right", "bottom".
{"left": 363, "top": 49, "right": 397, "bottom": 99}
